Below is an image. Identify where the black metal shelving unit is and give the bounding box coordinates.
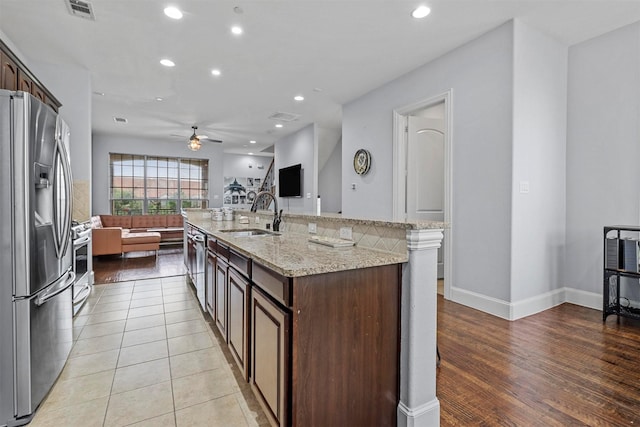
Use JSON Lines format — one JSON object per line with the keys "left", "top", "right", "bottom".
{"left": 603, "top": 225, "right": 640, "bottom": 321}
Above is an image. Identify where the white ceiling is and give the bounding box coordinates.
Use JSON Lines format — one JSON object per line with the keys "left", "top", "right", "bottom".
{"left": 2, "top": 0, "right": 640, "bottom": 155}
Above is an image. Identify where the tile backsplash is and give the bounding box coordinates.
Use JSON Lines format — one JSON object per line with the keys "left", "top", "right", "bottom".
{"left": 234, "top": 210, "right": 408, "bottom": 256}
{"left": 73, "top": 180, "right": 91, "bottom": 222}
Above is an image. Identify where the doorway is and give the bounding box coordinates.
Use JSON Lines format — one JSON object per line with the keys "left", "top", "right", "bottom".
{"left": 393, "top": 90, "right": 452, "bottom": 299}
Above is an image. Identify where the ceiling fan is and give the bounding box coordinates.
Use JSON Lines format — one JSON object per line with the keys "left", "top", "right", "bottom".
{"left": 173, "top": 125, "right": 222, "bottom": 151}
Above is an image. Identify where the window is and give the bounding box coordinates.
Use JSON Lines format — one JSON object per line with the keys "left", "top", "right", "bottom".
{"left": 109, "top": 153, "right": 208, "bottom": 215}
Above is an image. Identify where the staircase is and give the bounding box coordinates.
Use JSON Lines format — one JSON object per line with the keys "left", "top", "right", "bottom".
{"left": 253, "top": 159, "right": 275, "bottom": 210}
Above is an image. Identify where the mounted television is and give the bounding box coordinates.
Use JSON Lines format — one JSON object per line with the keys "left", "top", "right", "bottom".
{"left": 278, "top": 163, "right": 303, "bottom": 197}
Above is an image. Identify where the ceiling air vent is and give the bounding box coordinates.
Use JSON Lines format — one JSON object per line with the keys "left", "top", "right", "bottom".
{"left": 268, "top": 111, "right": 300, "bottom": 122}
{"left": 113, "top": 117, "right": 127, "bottom": 124}
{"left": 66, "top": 0, "right": 96, "bottom": 20}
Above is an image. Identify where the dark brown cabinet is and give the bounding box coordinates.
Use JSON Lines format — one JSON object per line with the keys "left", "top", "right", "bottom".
{"left": 251, "top": 285, "right": 290, "bottom": 427}
{"left": 206, "top": 250, "right": 216, "bottom": 318}
{"left": 0, "top": 39, "right": 61, "bottom": 111}
{"left": 215, "top": 257, "right": 228, "bottom": 340}
{"left": 31, "top": 83, "right": 46, "bottom": 104}
{"left": 250, "top": 261, "right": 401, "bottom": 427}
{"left": 17, "top": 69, "right": 33, "bottom": 94}
{"left": 228, "top": 267, "right": 251, "bottom": 381}
{"left": 1, "top": 50, "right": 18, "bottom": 90}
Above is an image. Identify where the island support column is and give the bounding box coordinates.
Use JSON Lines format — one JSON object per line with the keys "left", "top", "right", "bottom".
{"left": 398, "top": 228, "right": 444, "bottom": 427}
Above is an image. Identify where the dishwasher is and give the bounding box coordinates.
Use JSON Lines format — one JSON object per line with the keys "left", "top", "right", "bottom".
{"left": 193, "top": 230, "right": 207, "bottom": 311}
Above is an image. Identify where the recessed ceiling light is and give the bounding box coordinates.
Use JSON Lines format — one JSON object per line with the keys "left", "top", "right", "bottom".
{"left": 160, "top": 59, "right": 175, "bottom": 67}
{"left": 155, "top": 97, "right": 163, "bottom": 101}
{"left": 231, "top": 26, "right": 243, "bottom": 35}
{"left": 250, "top": 140, "right": 256, "bottom": 144}
{"left": 248, "top": 152, "right": 254, "bottom": 155}
{"left": 211, "top": 69, "right": 221, "bottom": 76}
{"left": 411, "top": 5, "right": 431, "bottom": 19}
{"left": 294, "top": 95, "right": 304, "bottom": 101}
{"left": 164, "top": 6, "right": 183, "bottom": 19}
{"left": 275, "top": 124, "right": 283, "bottom": 128}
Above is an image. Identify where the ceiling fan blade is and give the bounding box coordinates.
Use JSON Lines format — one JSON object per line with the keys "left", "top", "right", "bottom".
{"left": 203, "top": 138, "right": 223, "bottom": 143}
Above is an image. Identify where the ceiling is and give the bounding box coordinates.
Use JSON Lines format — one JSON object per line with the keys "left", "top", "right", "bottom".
{"left": 2, "top": 1, "right": 640, "bottom": 156}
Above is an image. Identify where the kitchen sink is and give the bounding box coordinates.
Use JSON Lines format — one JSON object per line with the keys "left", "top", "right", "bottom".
{"left": 218, "top": 228, "right": 277, "bottom": 237}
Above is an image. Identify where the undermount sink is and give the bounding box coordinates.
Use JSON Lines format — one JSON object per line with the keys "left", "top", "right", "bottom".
{"left": 218, "top": 228, "right": 277, "bottom": 237}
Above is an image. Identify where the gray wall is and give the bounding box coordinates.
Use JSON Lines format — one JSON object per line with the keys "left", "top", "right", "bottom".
{"left": 223, "top": 153, "right": 272, "bottom": 180}
{"left": 565, "top": 22, "right": 640, "bottom": 297}
{"left": 31, "top": 61, "right": 92, "bottom": 182}
{"left": 92, "top": 134, "right": 224, "bottom": 214}
{"left": 342, "top": 21, "right": 515, "bottom": 301}
{"left": 510, "top": 21, "right": 567, "bottom": 302}
{"left": 274, "top": 124, "right": 316, "bottom": 214}
{"left": 318, "top": 137, "right": 342, "bottom": 213}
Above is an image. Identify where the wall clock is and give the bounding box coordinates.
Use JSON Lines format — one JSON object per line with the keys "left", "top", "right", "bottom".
{"left": 353, "top": 149, "right": 371, "bottom": 175}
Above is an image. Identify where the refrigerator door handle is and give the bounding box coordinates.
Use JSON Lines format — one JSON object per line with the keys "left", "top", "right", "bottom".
{"left": 53, "top": 135, "right": 73, "bottom": 258}
{"left": 36, "top": 270, "right": 75, "bottom": 306}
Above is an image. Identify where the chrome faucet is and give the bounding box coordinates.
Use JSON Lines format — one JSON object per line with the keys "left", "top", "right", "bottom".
{"left": 250, "top": 191, "right": 283, "bottom": 232}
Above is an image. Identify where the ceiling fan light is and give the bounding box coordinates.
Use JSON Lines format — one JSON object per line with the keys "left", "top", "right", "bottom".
{"left": 187, "top": 137, "right": 201, "bottom": 151}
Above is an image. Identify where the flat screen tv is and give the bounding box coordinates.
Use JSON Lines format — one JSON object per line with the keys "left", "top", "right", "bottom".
{"left": 278, "top": 163, "right": 302, "bottom": 197}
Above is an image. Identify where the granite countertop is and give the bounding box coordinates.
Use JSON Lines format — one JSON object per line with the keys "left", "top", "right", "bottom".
{"left": 186, "top": 215, "right": 409, "bottom": 277}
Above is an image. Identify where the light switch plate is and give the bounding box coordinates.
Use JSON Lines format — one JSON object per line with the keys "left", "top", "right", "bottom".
{"left": 339, "top": 226, "right": 353, "bottom": 240}
{"left": 308, "top": 223, "right": 317, "bottom": 234}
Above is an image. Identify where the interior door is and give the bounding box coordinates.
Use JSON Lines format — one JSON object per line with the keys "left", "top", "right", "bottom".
{"left": 407, "top": 114, "right": 445, "bottom": 277}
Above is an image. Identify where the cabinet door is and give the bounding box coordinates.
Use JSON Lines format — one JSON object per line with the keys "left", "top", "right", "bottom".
{"left": 215, "top": 258, "right": 228, "bottom": 340}
{"left": 186, "top": 237, "right": 196, "bottom": 282}
{"left": 251, "top": 287, "right": 289, "bottom": 427}
{"left": 228, "top": 268, "right": 250, "bottom": 381}
{"left": 18, "top": 69, "right": 32, "bottom": 93}
{"left": 206, "top": 251, "right": 216, "bottom": 318}
{"left": 1, "top": 50, "right": 18, "bottom": 90}
{"left": 32, "top": 83, "right": 46, "bottom": 104}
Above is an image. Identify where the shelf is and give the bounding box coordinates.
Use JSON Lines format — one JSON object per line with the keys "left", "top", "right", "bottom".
{"left": 602, "top": 225, "right": 640, "bottom": 322}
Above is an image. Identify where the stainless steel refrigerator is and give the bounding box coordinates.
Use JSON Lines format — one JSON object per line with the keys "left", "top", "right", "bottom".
{"left": 0, "top": 90, "right": 75, "bottom": 427}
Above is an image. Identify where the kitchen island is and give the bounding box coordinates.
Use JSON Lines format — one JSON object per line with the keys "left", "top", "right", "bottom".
{"left": 185, "top": 211, "right": 411, "bottom": 426}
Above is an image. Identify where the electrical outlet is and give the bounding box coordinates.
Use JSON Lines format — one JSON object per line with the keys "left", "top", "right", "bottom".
{"left": 339, "top": 226, "right": 352, "bottom": 240}
{"left": 308, "top": 223, "right": 317, "bottom": 234}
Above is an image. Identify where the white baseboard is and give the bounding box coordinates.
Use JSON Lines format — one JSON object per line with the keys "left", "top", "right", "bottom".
{"left": 510, "top": 288, "right": 565, "bottom": 320}
{"left": 450, "top": 286, "right": 511, "bottom": 320}
{"left": 449, "top": 286, "right": 602, "bottom": 321}
{"left": 563, "top": 287, "right": 601, "bottom": 310}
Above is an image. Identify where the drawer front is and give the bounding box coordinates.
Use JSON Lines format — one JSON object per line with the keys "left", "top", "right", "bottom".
{"left": 216, "top": 241, "right": 229, "bottom": 261}
{"left": 229, "top": 248, "right": 251, "bottom": 278}
{"left": 207, "top": 236, "right": 216, "bottom": 252}
{"left": 252, "top": 262, "right": 290, "bottom": 307}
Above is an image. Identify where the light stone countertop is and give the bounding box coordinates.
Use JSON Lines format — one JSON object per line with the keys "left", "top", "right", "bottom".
{"left": 186, "top": 215, "right": 409, "bottom": 278}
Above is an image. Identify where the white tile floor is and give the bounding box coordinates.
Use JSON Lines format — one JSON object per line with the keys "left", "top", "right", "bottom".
{"left": 30, "top": 276, "right": 262, "bottom": 427}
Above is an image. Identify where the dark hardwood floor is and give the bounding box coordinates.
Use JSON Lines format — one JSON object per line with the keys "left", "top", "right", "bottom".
{"left": 92, "top": 245, "right": 186, "bottom": 284}
{"left": 438, "top": 296, "right": 640, "bottom": 426}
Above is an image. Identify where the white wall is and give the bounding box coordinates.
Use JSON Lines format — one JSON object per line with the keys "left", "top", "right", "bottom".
{"left": 318, "top": 137, "right": 342, "bottom": 213}
{"left": 510, "top": 21, "right": 568, "bottom": 304}
{"left": 92, "top": 134, "right": 224, "bottom": 214}
{"left": 342, "top": 22, "right": 515, "bottom": 301}
{"left": 274, "top": 124, "right": 316, "bottom": 214}
{"left": 565, "top": 22, "right": 640, "bottom": 298}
